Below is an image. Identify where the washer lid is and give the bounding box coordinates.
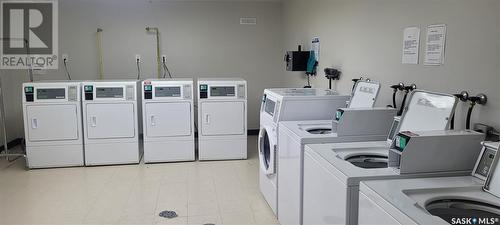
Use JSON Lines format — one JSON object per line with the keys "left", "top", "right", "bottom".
{"left": 484, "top": 142, "right": 500, "bottom": 198}
{"left": 398, "top": 90, "right": 457, "bottom": 132}
{"left": 348, "top": 80, "right": 380, "bottom": 108}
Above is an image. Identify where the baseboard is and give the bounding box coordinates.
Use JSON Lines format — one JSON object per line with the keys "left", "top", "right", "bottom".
{"left": 3, "top": 130, "right": 258, "bottom": 151}
{"left": 0, "top": 138, "right": 23, "bottom": 153}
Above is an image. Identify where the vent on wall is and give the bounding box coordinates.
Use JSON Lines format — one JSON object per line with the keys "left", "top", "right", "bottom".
{"left": 240, "top": 17, "right": 257, "bottom": 25}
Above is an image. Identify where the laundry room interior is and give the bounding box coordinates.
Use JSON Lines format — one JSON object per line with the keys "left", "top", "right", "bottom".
{"left": 0, "top": 0, "right": 500, "bottom": 225}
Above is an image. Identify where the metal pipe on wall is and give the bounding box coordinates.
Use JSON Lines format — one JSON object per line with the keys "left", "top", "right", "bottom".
{"left": 96, "top": 28, "right": 104, "bottom": 79}
{"left": 146, "top": 27, "right": 161, "bottom": 79}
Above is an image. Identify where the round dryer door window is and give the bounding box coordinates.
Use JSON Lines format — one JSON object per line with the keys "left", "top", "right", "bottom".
{"left": 259, "top": 126, "right": 276, "bottom": 175}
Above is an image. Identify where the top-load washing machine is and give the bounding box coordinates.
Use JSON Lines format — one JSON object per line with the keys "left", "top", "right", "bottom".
{"left": 197, "top": 78, "right": 247, "bottom": 161}
{"left": 22, "top": 81, "right": 84, "bottom": 168}
{"left": 276, "top": 81, "right": 400, "bottom": 225}
{"left": 358, "top": 141, "right": 500, "bottom": 225}
{"left": 300, "top": 90, "right": 486, "bottom": 225}
{"left": 259, "top": 88, "right": 350, "bottom": 215}
{"left": 82, "top": 80, "right": 140, "bottom": 166}
{"left": 142, "top": 79, "right": 194, "bottom": 163}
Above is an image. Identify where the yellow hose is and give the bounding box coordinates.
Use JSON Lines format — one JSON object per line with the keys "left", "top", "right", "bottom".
{"left": 96, "top": 28, "right": 104, "bottom": 80}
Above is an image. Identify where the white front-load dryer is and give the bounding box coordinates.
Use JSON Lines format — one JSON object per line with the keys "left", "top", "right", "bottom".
{"left": 22, "top": 81, "right": 84, "bottom": 168}
{"left": 258, "top": 88, "right": 350, "bottom": 216}
{"left": 82, "top": 80, "right": 140, "bottom": 166}
{"left": 259, "top": 125, "right": 278, "bottom": 214}
{"left": 197, "top": 78, "right": 247, "bottom": 161}
{"left": 142, "top": 78, "right": 194, "bottom": 163}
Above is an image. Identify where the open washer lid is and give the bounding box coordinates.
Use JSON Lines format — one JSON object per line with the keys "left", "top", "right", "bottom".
{"left": 348, "top": 80, "right": 381, "bottom": 108}
{"left": 397, "top": 90, "right": 457, "bottom": 132}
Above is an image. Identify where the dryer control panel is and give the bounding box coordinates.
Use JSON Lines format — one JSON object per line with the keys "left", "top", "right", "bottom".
{"left": 199, "top": 84, "right": 246, "bottom": 99}
{"left": 144, "top": 84, "right": 191, "bottom": 100}
{"left": 96, "top": 87, "right": 123, "bottom": 98}
{"left": 210, "top": 86, "right": 235, "bottom": 97}
{"left": 83, "top": 84, "right": 135, "bottom": 101}
{"left": 24, "top": 85, "right": 78, "bottom": 102}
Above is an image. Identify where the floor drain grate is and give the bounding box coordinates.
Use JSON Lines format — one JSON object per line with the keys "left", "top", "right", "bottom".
{"left": 159, "top": 210, "right": 178, "bottom": 219}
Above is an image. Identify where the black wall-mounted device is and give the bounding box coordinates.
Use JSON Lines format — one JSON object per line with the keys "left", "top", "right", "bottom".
{"left": 285, "top": 45, "right": 310, "bottom": 71}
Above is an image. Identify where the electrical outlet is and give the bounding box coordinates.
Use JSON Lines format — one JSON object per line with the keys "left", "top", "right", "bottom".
{"left": 161, "top": 55, "right": 167, "bottom": 63}
{"left": 135, "top": 54, "right": 141, "bottom": 62}
{"left": 62, "top": 54, "right": 69, "bottom": 62}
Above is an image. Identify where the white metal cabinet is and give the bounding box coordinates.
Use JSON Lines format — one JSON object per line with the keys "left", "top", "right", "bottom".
{"left": 201, "top": 101, "right": 245, "bottom": 136}
{"left": 27, "top": 104, "right": 79, "bottom": 142}
{"left": 145, "top": 102, "right": 191, "bottom": 137}
{"left": 86, "top": 103, "right": 135, "bottom": 139}
{"left": 358, "top": 191, "right": 403, "bottom": 225}
{"left": 303, "top": 150, "right": 348, "bottom": 225}
{"left": 278, "top": 125, "right": 303, "bottom": 225}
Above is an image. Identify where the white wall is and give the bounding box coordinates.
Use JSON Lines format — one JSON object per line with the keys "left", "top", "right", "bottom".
{"left": 0, "top": 0, "right": 285, "bottom": 143}
{"left": 282, "top": 0, "right": 500, "bottom": 129}
{"left": 3, "top": 0, "right": 499, "bottom": 145}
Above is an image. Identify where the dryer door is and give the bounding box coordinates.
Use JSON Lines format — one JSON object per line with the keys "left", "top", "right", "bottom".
{"left": 26, "top": 104, "right": 79, "bottom": 142}
{"left": 201, "top": 101, "right": 245, "bottom": 136}
{"left": 259, "top": 126, "right": 276, "bottom": 175}
{"left": 86, "top": 103, "right": 135, "bottom": 139}
{"left": 145, "top": 102, "right": 192, "bottom": 137}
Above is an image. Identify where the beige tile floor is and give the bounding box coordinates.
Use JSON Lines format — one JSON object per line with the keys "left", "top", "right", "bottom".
{"left": 0, "top": 136, "right": 279, "bottom": 225}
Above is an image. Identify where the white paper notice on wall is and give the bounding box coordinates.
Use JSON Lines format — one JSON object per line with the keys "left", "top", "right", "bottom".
{"left": 402, "top": 27, "right": 420, "bottom": 64}
{"left": 424, "top": 24, "right": 447, "bottom": 65}
{"left": 311, "top": 37, "right": 320, "bottom": 61}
